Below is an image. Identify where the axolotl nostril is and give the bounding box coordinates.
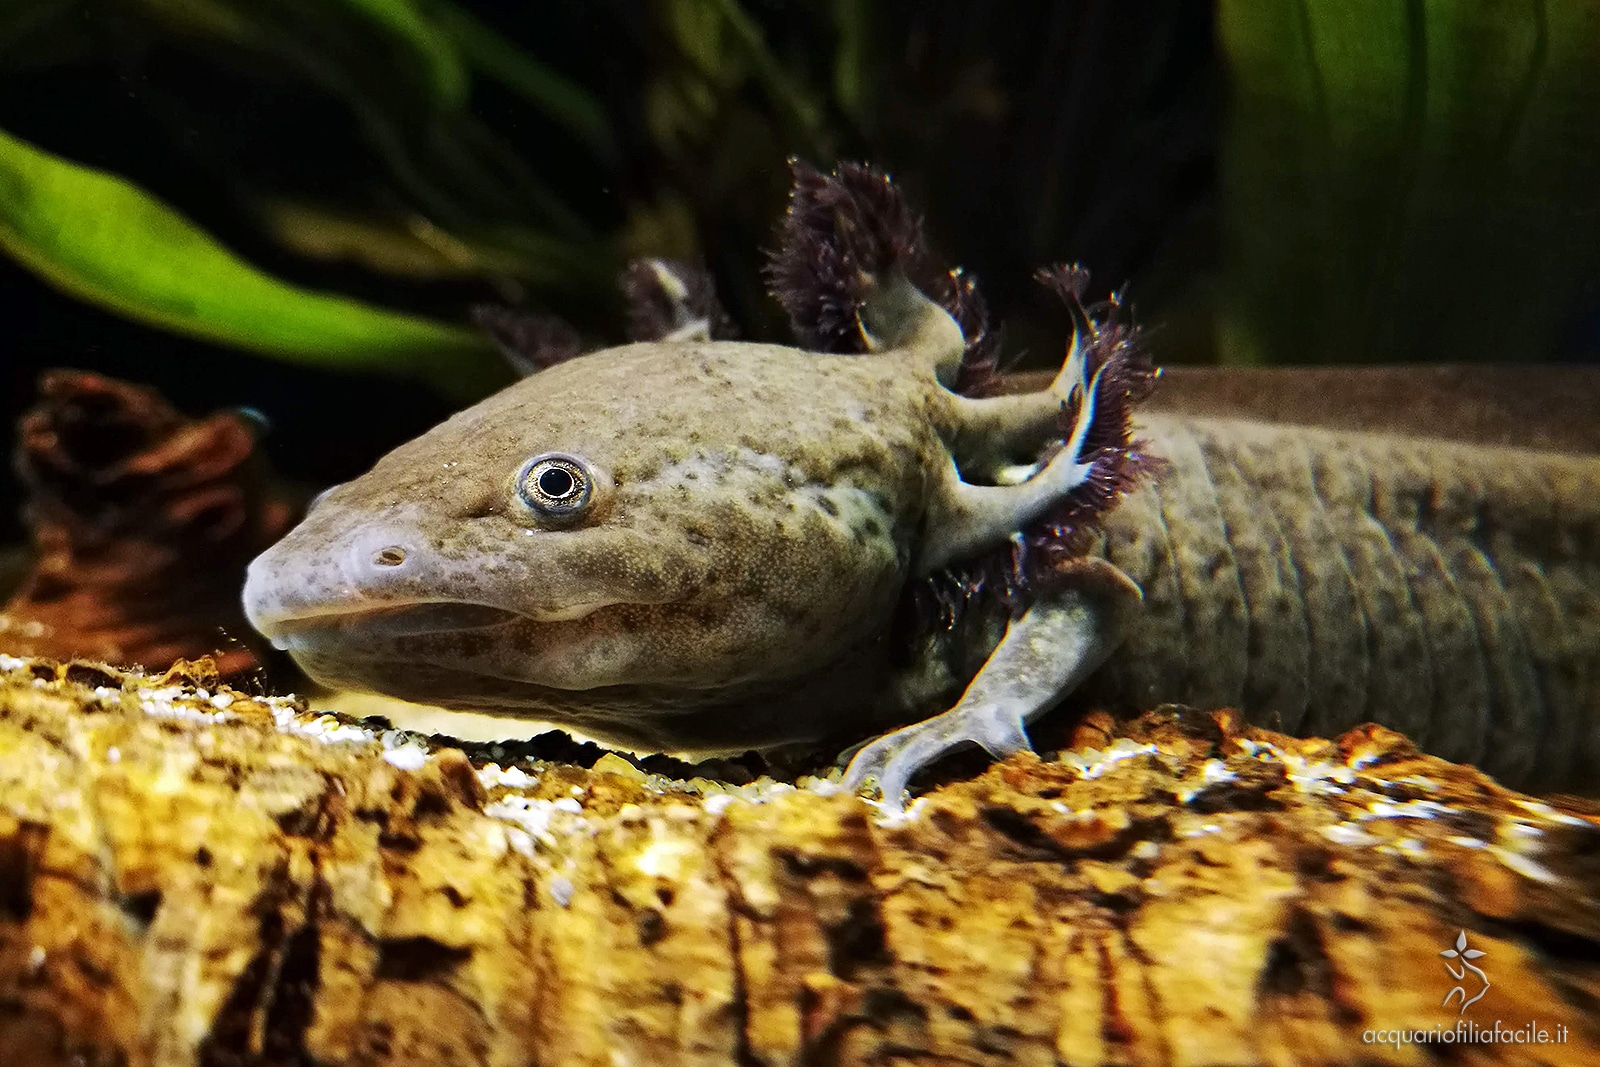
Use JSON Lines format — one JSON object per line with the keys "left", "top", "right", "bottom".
{"left": 244, "top": 163, "right": 1600, "bottom": 807}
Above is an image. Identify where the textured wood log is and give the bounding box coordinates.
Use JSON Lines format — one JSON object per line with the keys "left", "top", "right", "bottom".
{"left": 0, "top": 654, "right": 1597, "bottom": 1067}
{"left": 0, "top": 371, "right": 299, "bottom": 679}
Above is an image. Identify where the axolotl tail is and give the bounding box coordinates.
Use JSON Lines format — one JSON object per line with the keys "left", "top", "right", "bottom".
{"left": 1081, "top": 413, "right": 1600, "bottom": 794}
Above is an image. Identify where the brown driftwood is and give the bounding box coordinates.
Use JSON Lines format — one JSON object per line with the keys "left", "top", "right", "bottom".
{"left": 0, "top": 655, "right": 1597, "bottom": 1067}
{"left": 0, "top": 371, "right": 298, "bottom": 679}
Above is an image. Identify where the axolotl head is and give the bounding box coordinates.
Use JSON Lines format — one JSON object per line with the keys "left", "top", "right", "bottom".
{"left": 243, "top": 340, "right": 942, "bottom": 733}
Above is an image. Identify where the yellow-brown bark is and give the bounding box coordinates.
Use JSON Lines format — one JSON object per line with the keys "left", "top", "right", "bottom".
{"left": 0, "top": 654, "right": 1596, "bottom": 1066}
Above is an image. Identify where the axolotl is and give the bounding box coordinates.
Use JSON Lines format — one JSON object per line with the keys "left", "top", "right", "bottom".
{"left": 243, "top": 167, "right": 1600, "bottom": 803}
{"left": 243, "top": 279, "right": 1144, "bottom": 799}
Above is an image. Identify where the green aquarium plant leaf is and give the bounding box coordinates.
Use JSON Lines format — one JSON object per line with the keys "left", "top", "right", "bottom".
{"left": 0, "top": 127, "right": 506, "bottom": 399}
{"left": 1218, "top": 0, "right": 1600, "bottom": 365}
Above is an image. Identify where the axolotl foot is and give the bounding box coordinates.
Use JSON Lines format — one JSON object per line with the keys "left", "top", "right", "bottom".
{"left": 843, "top": 558, "right": 1143, "bottom": 811}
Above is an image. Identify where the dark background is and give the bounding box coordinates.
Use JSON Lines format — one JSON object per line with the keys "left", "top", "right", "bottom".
{"left": 3, "top": 0, "right": 1596, "bottom": 545}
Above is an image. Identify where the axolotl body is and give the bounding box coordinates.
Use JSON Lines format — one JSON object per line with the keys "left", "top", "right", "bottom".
{"left": 242, "top": 298, "right": 1600, "bottom": 800}
{"left": 243, "top": 166, "right": 1600, "bottom": 802}
{"left": 244, "top": 289, "right": 1148, "bottom": 800}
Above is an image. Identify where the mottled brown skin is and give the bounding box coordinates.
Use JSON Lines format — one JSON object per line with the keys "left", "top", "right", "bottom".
{"left": 1082, "top": 413, "right": 1600, "bottom": 793}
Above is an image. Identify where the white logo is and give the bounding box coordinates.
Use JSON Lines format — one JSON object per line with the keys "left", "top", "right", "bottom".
{"left": 1441, "top": 931, "right": 1489, "bottom": 1013}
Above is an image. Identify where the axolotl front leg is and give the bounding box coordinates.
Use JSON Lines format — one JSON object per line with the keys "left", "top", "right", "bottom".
{"left": 844, "top": 325, "right": 1146, "bottom": 806}
{"left": 843, "top": 558, "right": 1142, "bottom": 804}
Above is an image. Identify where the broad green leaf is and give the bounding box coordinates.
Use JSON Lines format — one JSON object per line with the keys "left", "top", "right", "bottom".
{"left": 1218, "top": 0, "right": 1600, "bottom": 365}
{"left": 0, "top": 127, "right": 506, "bottom": 399}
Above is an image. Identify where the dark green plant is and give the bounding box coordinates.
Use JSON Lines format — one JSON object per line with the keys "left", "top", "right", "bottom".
{"left": 1219, "top": 0, "right": 1600, "bottom": 365}
{"left": 1, "top": 0, "right": 1594, "bottom": 399}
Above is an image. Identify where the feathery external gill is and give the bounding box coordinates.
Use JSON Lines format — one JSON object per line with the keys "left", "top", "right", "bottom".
{"left": 763, "top": 161, "right": 1160, "bottom": 631}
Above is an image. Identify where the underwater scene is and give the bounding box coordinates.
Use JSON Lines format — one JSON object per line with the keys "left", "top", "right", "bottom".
{"left": 1, "top": 2, "right": 1598, "bottom": 1064}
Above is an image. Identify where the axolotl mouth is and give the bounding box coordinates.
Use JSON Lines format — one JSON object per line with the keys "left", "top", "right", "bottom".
{"left": 252, "top": 599, "right": 612, "bottom": 649}
{"left": 243, "top": 584, "right": 710, "bottom": 706}
{"left": 241, "top": 543, "right": 688, "bottom": 698}
{"left": 242, "top": 583, "right": 883, "bottom": 754}
{"left": 257, "top": 601, "right": 509, "bottom": 643}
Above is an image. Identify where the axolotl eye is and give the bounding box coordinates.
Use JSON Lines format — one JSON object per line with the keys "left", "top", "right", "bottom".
{"left": 517, "top": 453, "right": 594, "bottom": 523}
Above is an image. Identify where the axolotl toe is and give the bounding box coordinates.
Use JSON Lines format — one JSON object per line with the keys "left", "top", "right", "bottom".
{"left": 243, "top": 280, "right": 1143, "bottom": 802}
